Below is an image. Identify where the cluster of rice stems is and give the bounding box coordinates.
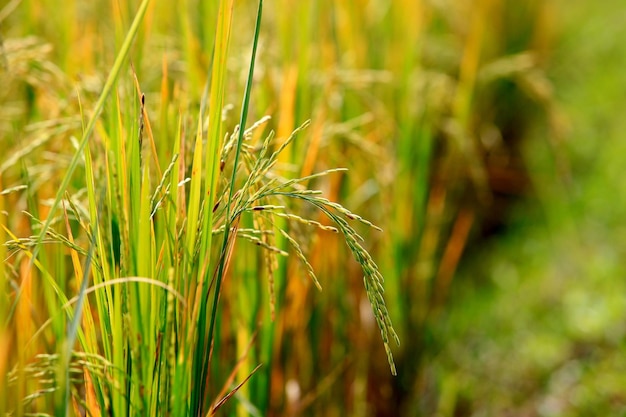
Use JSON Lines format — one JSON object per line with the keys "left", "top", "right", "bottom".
{"left": 0, "top": 0, "right": 401, "bottom": 415}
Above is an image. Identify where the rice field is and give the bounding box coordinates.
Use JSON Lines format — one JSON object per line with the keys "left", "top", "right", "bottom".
{"left": 1, "top": 0, "right": 624, "bottom": 415}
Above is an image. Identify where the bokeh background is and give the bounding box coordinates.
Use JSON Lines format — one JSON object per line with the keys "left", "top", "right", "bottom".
{"left": 2, "top": 0, "right": 626, "bottom": 415}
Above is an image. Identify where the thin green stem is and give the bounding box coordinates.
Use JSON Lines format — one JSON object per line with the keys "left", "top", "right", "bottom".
{"left": 197, "top": 0, "right": 263, "bottom": 413}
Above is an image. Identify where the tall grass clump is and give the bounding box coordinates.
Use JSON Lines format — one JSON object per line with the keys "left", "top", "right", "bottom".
{"left": 0, "top": 0, "right": 398, "bottom": 415}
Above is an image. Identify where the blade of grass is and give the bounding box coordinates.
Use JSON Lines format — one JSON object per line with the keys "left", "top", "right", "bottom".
{"left": 189, "top": 0, "right": 236, "bottom": 413}
{"left": 194, "top": 1, "right": 263, "bottom": 415}
{"left": 210, "top": 364, "right": 263, "bottom": 416}
{"left": 200, "top": 0, "right": 235, "bottom": 263}
{"left": 58, "top": 205, "right": 98, "bottom": 416}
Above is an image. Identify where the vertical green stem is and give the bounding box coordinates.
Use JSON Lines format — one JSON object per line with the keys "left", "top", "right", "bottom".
{"left": 200, "top": 0, "right": 263, "bottom": 412}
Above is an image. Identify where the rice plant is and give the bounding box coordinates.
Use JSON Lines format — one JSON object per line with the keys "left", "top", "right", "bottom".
{"left": 0, "top": 0, "right": 400, "bottom": 415}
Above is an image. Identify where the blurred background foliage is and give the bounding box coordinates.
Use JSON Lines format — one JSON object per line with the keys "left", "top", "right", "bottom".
{"left": 1, "top": 0, "right": 625, "bottom": 415}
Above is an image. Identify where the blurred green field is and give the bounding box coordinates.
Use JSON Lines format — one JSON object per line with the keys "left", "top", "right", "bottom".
{"left": 1, "top": 0, "right": 624, "bottom": 415}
